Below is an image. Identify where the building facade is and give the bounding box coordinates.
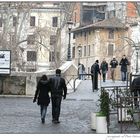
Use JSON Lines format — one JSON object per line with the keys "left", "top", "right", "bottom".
{"left": 72, "top": 17, "right": 131, "bottom": 80}
{"left": 71, "top": 2, "right": 140, "bottom": 79}
{"left": 0, "top": 2, "right": 69, "bottom": 72}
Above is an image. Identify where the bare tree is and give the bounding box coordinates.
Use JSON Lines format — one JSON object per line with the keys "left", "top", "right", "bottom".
{"left": 0, "top": 2, "right": 76, "bottom": 71}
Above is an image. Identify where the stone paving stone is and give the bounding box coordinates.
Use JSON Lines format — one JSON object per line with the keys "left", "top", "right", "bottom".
{"left": 0, "top": 98, "right": 96, "bottom": 134}
{"left": 0, "top": 79, "right": 129, "bottom": 134}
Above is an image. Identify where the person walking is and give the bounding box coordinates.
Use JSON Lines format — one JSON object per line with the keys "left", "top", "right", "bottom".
{"left": 131, "top": 76, "right": 140, "bottom": 108}
{"left": 91, "top": 60, "right": 101, "bottom": 92}
{"left": 100, "top": 58, "right": 108, "bottom": 82}
{"left": 119, "top": 55, "right": 130, "bottom": 82}
{"left": 49, "top": 69, "right": 67, "bottom": 124}
{"left": 110, "top": 57, "right": 118, "bottom": 82}
{"left": 33, "top": 75, "right": 50, "bottom": 124}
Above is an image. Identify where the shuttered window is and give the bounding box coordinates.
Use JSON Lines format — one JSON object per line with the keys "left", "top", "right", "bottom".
{"left": 84, "top": 46, "right": 86, "bottom": 56}
{"left": 27, "top": 51, "right": 37, "bottom": 61}
{"left": 108, "top": 44, "right": 114, "bottom": 56}
{"left": 50, "top": 35, "right": 57, "bottom": 45}
{"left": 72, "top": 46, "right": 75, "bottom": 59}
{"left": 0, "top": 18, "right": 2, "bottom": 27}
{"left": 52, "top": 17, "right": 58, "bottom": 27}
{"left": 108, "top": 29, "right": 114, "bottom": 39}
{"left": 30, "top": 16, "right": 35, "bottom": 26}
{"left": 13, "top": 16, "right": 17, "bottom": 27}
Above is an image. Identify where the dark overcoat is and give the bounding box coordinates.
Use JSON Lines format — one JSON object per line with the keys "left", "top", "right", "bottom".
{"left": 119, "top": 58, "right": 129, "bottom": 72}
{"left": 34, "top": 80, "right": 50, "bottom": 106}
{"left": 131, "top": 77, "right": 140, "bottom": 92}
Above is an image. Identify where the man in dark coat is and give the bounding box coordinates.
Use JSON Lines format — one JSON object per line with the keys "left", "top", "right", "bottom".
{"left": 49, "top": 69, "right": 67, "bottom": 123}
{"left": 119, "top": 55, "right": 130, "bottom": 82}
{"left": 33, "top": 75, "right": 50, "bottom": 124}
{"left": 131, "top": 77, "right": 140, "bottom": 108}
{"left": 91, "top": 60, "right": 101, "bottom": 92}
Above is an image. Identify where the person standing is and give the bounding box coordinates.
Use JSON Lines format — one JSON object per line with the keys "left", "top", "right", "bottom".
{"left": 100, "top": 58, "right": 108, "bottom": 82}
{"left": 110, "top": 57, "right": 118, "bottom": 82}
{"left": 91, "top": 60, "right": 101, "bottom": 92}
{"left": 49, "top": 69, "right": 67, "bottom": 124}
{"left": 33, "top": 75, "right": 50, "bottom": 124}
{"left": 78, "top": 63, "right": 85, "bottom": 80}
{"left": 119, "top": 55, "right": 130, "bottom": 82}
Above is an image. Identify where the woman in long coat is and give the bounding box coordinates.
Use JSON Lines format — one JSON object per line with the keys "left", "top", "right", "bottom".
{"left": 33, "top": 75, "right": 50, "bottom": 124}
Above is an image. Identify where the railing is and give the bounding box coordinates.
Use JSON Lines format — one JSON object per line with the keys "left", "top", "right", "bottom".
{"left": 62, "top": 74, "right": 78, "bottom": 93}
{"left": 102, "top": 85, "right": 140, "bottom": 133}
{"left": 63, "top": 73, "right": 93, "bottom": 92}
{"left": 119, "top": 96, "right": 140, "bottom": 133}
{"left": 73, "top": 73, "right": 92, "bottom": 92}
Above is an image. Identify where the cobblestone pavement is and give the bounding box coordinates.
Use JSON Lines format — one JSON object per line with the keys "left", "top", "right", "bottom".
{"left": 0, "top": 98, "right": 96, "bottom": 134}
{"left": 0, "top": 80, "right": 127, "bottom": 134}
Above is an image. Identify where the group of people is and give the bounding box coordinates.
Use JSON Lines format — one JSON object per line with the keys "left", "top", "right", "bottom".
{"left": 33, "top": 69, "right": 67, "bottom": 124}
{"left": 91, "top": 55, "right": 130, "bottom": 91}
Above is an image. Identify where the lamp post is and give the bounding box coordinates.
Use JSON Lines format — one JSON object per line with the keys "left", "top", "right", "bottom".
{"left": 119, "top": 37, "right": 140, "bottom": 74}
{"left": 67, "top": 21, "right": 73, "bottom": 61}
{"left": 135, "top": 45, "right": 140, "bottom": 73}
{"left": 78, "top": 45, "right": 82, "bottom": 65}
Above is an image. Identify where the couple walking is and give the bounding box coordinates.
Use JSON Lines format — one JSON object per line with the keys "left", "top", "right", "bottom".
{"left": 33, "top": 69, "right": 67, "bottom": 124}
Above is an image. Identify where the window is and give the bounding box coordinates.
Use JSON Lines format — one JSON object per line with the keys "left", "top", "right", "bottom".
{"left": 72, "top": 46, "right": 75, "bottom": 59}
{"left": 110, "top": 10, "right": 115, "bottom": 18}
{"left": 0, "top": 18, "right": 2, "bottom": 27}
{"left": 84, "top": 32, "right": 86, "bottom": 40}
{"left": 74, "top": 12, "right": 77, "bottom": 23}
{"left": 52, "top": 17, "right": 58, "bottom": 27}
{"left": 88, "top": 45, "right": 90, "bottom": 56}
{"left": 27, "top": 51, "right": 37, "bottom": 61}
{"left": 53, "top": 2, "right": 59, "bottom": 6}
{"left": 49, "top": 51, "right": 55, "bottom": 62}
{"left": 27, "top": 35, "right": 35, "bottom": 45}
{"left": 73, "top": 33, "right": 75, "bottom": 39}
{"left": 30, "top": 16, "right": 35, "bottom": 26}
{"left": 13, "top": 16, "right": 17, "bottom": 26}
{"left": 79, "top": 46, "right": 82, "bottom": 57}
{"left": 50, "top": 35, "right": 57, "bottom": 45}
{"left": 84, "top": 46, "right": 86, "bottom": 56}
{"left": 108, "top": 44, "right": 114, "bottom": 56}
{"left": 108, "top": 29, "right": 114, "bottom": 39}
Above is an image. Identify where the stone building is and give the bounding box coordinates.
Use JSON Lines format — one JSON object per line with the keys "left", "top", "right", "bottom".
{"left": 0, "top": 2, "right": 69, "bottom": 72}
{"left": 72, "top": 17, "right": 130, "bottom": 80}
{"left": 70, "top": 2, "right": 140, "bottom": 79}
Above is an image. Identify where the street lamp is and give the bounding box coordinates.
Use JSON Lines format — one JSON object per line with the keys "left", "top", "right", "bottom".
{"left": 119, "top": 37, "right": 140, "bottom": 74}
{"left": 78, "top": 45, "right": 82, "bottom": 65}
{"left": 135, "top": 44, "right": 140, "bottom": 73}
{"left": 67, "top": 21, "right": 73, "bottom": 61}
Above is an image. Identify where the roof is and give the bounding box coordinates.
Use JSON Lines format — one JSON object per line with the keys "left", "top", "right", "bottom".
{"left": 72, "top": 18, "right": 127, "bottom": 32}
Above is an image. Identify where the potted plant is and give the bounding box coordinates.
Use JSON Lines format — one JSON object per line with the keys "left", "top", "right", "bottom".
{"left": 96, "top": 88, "right": 110, "bottom": 133}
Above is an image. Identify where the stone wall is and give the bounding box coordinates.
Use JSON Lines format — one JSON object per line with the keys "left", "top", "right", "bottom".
{"left": 0, "top": 75, "right": 26, "bottom": 95}
{"left": 0, "top": 61, "right": 77, "bottom": 95}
